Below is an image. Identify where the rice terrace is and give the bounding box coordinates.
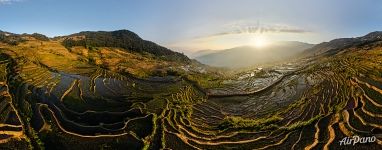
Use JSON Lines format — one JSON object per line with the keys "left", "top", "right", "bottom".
{"left": 1, "top": 0, "right": 382, "bottom": 150}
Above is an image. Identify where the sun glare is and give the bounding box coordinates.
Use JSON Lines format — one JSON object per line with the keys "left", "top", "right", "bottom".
{"left": 250, "top": 36, "right": 269, "bottom": 48}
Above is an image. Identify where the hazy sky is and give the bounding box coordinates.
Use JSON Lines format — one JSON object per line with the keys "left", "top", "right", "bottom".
{"left": 1, "top": 0, "right": 382, "bottom": 53}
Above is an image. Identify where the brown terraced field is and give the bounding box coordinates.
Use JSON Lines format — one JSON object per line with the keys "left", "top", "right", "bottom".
{"left": 1, "top": 33, "right": 382, "bottom": 150}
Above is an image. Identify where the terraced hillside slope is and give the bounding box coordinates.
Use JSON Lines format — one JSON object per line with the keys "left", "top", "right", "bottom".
{"left": 0, "top": 30, "right": 382, "bottom": 150}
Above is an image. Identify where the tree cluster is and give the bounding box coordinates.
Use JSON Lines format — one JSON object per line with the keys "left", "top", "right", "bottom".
{"left": 28, "top": 33, "right": 50, "bottom": 41}
{"left": 0, "top": 32, "right": 25, "bottom": 45}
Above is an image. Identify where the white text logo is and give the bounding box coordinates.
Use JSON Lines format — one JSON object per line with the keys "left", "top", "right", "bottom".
{"left": 339, "top": 136, "right": 376, "bottom": 146}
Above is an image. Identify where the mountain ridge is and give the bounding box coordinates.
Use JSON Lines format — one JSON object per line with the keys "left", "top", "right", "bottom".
{"left": 195, "top": 41, "right": 314, "bottom": 68}
{"left": 1, "top": 29, "right": 190, "bottom": 62}
{"left": 60, "top": 29, "right": 190, "bottom": 62}
{"left": 302, "top": 31, "right": 382, "bottom": 56}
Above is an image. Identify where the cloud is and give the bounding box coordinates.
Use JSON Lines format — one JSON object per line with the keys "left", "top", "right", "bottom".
{"left": 198, "top": 21, "right": 310, "bottom": 39}
{"left": 0, "top": 0, "right": 22, "bottom": 5}
{"left": 168, "top": 20, "right": 315, "bottom": 51}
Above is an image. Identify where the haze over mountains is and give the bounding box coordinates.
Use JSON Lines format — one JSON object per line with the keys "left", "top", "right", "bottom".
{"left": 195, "top": 41, "right": 314, "bottom": 68}
{"left": 189, "top": 49, "right": 217, "bottom": 59}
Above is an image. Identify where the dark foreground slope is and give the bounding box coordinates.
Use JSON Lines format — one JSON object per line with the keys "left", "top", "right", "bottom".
{"left": 1, "top": 31, "right": 382, "bottom": 150}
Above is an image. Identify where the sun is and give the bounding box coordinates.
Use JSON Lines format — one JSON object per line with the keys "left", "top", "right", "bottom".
{"left": 250, "top": 35, "right": 269, "bottom": 48}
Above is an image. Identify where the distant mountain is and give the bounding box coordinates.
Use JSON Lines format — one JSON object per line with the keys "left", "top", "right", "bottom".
{"left": 0, "top": 31, "right": 52, "bottom": 44}
{"left": 60, "top": 30, "right": 190, "bottom": 62}
{"left": 189, "top": 49, "right": 218, "bottom": 58}
{"left": 0, "top": 30, "right": 25, "bottom": 45}
{"left": 302, "top": 31, "right": 382, "bottom": 56}
{"left": 195, "top": 41, "right": 314, "bottom": 68}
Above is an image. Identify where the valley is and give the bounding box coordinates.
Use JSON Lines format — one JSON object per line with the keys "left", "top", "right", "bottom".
{"left": 0, "top": 30, "right": 382, "bottom": 150}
